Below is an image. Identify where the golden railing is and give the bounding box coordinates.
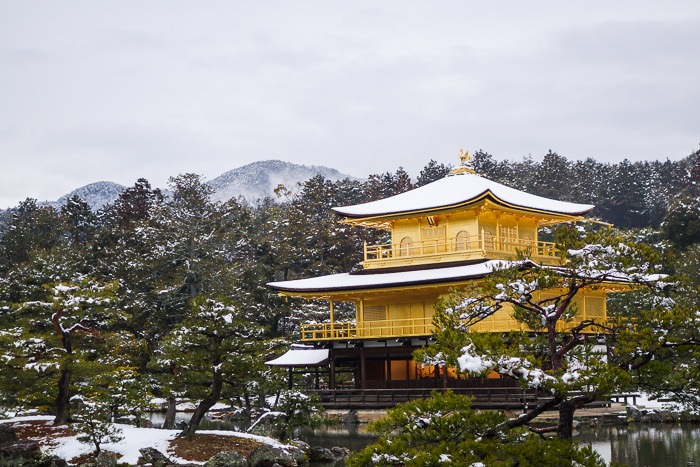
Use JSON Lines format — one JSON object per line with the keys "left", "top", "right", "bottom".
{"left": 300, "top": 318, "right": 432, "bottom": 341}
{"left": 300, "top": 314, "right": 606, "bottom": 341}
{"left": 300, "top": 322, "right": 358, "bottom": 341}
{"left": 364, "top": 234, "right": 557, "bottom": 263}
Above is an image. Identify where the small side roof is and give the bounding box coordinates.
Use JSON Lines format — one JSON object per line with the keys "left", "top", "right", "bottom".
{"left": 332, "top": 171, "right": 594, "bottom": 220}
{"left": 265, "top": 345, "right": 329, "bottom": 367}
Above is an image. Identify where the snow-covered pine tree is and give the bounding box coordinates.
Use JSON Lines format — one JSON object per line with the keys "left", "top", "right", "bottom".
{"left": 152, "top": 297, "right": 266, "bottom": 438}
{"left": 415, "top": 159, "right": 451, "bottom": 187}
{"left": 417, "top": 225, "right": 692, "bottom": 440}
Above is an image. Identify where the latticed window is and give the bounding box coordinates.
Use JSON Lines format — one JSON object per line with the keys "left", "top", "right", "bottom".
{"left": 399, "top": 237, "right": 414, "bottom": 256}
{"left": 364, "top": 305, "right": 387, "bottom": 321}
{"left": 499, "top": 226, "right": 517, "bottom": 251}
{"left": 422, "top": 226, "right": 446, "bottom": 253}
{"left": 482, "top": 229, "right": 494, "bottom": 250}
{"left": 455, "top": 230, "right": 470, "bottom": 251}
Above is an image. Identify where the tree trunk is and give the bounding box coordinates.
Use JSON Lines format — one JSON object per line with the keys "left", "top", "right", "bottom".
{"left": 557, "top": 400, "right": 576, "bottom": 439}
{"left": 163, "top": 396, "right": 177, "bottom": 429}
{"left": 180, "top": 372, "right": 223, "bottom": 438}
{"left": 54, "top": 365, "right": 72, "bottom": 425}
{"left": 53, "top": 329, "right": 73, "bottom": 426}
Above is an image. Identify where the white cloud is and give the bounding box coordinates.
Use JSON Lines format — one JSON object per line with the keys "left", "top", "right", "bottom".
{"left": 0, "top": 0, "right": 698, "bottom": 207}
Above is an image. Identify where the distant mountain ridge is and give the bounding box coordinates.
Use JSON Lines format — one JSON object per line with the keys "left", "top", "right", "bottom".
{"left": 207, "top": 160, "right": 352, "bottom": 203}
{"left": 39, "top": 160, "right": 354, "bottom": 211}
{"left": 44, "top": 181, "right": 127, "bottom": 211}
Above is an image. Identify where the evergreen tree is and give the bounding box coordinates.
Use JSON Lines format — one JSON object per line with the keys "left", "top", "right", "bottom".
{"left": 417, "top": 225, "right": 687, "bottom": 440}
{"left": 533, "top": 151, "right": 573, "bottom": 200}
{"left": 114, "top": 178, "right": 163, "bottom": 231}
{"left": 366, "top": 167, "right": 414, "bottom": 201}
{"left": 415, "top": 159, "right": 451, "bottom": 187}
{"left": 152, "top": 297, "right": 266, "bottom": 437}
{"left": 348, "top": 392, "right": 608, "bottom": 467}
{"left": 0, "top": 199, "right": 62, "bottom": 270}
{"left": 61, "top": 195, "right": 98, "bottom": 247}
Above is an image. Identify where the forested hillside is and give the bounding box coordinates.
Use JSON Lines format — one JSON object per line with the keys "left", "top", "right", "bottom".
{"left": 1, "top": 149, "right": 700, "bottom": 430}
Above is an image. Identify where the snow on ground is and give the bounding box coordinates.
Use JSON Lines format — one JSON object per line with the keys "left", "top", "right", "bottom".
{"left": 1, "top": 415, "right": 284, "bottom": 466}
{"left": 149, "top": 398, "right": 230, "bottom": 412}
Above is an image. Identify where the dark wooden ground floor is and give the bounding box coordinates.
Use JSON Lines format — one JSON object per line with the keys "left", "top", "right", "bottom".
{"left": 277, "top": 340, "right": 634, "bottom": 411}
{"left": 284, "top": 339, "right": 539, "bottom": 409}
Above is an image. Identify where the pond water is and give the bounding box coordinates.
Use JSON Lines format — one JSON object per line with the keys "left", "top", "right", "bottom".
{"left": 298, "top": 423, "right": 700, "bottom": 467}
{"left": 151, "top": 412, "right": 700, "bottom": 466}
{"left": 576, "top": 424, "right": 700, "bottom": 467}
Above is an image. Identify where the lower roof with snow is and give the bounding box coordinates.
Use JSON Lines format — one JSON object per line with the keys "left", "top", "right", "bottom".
{"left": 265, "top": 345, "right": 329, "bottom": 367}
{"left": 267, "top": 259, "right": 513, "bottom": 294}
{"left": 332, "top": 171, "right": 595, "bottom": 220}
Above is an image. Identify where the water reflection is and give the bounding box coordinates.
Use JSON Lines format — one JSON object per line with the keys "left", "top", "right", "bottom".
{"left": 577, "top": 424, "right": 700, "bottom": 467}
{"left": 297, "top": 424, "right": 378, "bottom": 452}
{"left": 149, "top": 412, "right": 700, "bottom": 467}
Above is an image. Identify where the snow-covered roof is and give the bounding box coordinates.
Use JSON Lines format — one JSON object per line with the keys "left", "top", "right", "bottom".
{"left": 265, "top": 347, "right": 329, "bottom": 366}
{"left": 268, "top": 260, "right": 514, "bottom": 293}
{"left": 332, "top": 171, "right": 594, "bottom": 219}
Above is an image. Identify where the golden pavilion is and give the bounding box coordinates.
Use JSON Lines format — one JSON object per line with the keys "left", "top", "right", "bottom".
{"left": 266, "top": 155, "right": 610, "bottom": 407}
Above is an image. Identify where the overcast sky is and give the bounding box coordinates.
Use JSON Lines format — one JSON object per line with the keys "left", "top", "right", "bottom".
{"left": 1, "top": 1, "right": 699, "bottom": 208}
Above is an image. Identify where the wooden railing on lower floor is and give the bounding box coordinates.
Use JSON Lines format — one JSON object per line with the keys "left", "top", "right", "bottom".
{"left": 311, "top": 388, "right": 635, "bottom": 410}
{"left": 312, "top": 387, "right": 545, "bottom": 410}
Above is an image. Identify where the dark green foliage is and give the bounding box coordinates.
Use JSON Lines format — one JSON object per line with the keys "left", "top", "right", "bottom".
{"left": 0, "top": 199, "right": 62, "bottom": 270}
{"left": 661, "top": 194, "right": 700, "bottom": 248}
{"left": 60, "top": 196, "right": 97, "bottom": 247}
{"left": 366, "top": 167, "right": 414, "bottom": 201}
{"left": 151, "top": 296, "right": 268, "bottom": 436}
{"left": 470, "top": 149, "right": 697, "bottom": 229}
{"left": 113, "top": 178, "right": 163, "bottom": 230}
{"left": 348, "top": 392, "right": 610, "bottom": 467}
{"left": 262, "top": 390, "right": 323, "bottom": 441}
{"left": 415, "top": 159, "right": 451, "bottom": 187}
{"left": 73, "top": 393, "right": 123, "bottom": 453}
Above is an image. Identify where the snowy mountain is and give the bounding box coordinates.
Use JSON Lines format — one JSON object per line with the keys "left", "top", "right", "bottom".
{"left": 44, "top": 181, "right": 127, "bottom": 211}
{"left": 40, "top": 160, "right": 355, "bottom": 211}
{"left": 206, "top": 160, "right": 354, "bottom": 203}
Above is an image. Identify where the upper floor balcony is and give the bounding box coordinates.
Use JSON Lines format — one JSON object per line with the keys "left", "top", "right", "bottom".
{"left": 299, "top": 312, "right": 606, "bottom": 342}
{"left": 362, "top": 232, "right": 559, "bottom": 269}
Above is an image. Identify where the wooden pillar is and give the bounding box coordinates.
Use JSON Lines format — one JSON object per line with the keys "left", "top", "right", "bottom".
{"left": 442, "top": 365, "right": 448, "bottom": 390}
{"left": 288, "top": 368, "right": 293, "bottom": 390}
{"left": 359, "top": 299, "right": 365, "bottom": 337}
{"left": 329, "top": 356, "right": 336, "bottom": 390}
{"left": 315, "top": 367, "right": 320, "bottom": 390}
{"left": 386, "top": 358, "right": 392, "bottom": 383}
{"left": 496, "top": 217, "right": 500, "bottom": 250}
{"left": 360, "top": 347, "right": 366, "bottom": 390}
{"left": 329, "top": 300, "right": 335, "bottom": 338}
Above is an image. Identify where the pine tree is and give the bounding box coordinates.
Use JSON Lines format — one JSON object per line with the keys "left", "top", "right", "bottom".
{"left": 348, "top": 392, "right": 608, "bottom": 467}
{"left": 152, "top": 297, "right": 266, "bottom": 437}
{"left": 415, "top": 159, "right": 451, "bottom": 187}
{"left": 60, "top": 195, "right": 97, "bottom": 247}
{"left": 417, "top": 225, "right": 687, "bottom": 440}
{"left": 0, "top": 199, "right": 62, "bottom": 270}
